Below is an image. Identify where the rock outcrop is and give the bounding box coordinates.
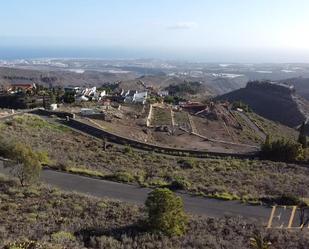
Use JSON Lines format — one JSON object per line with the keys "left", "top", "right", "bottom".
{"left": 216, "top": 81, "right": 309, "bottom": 128}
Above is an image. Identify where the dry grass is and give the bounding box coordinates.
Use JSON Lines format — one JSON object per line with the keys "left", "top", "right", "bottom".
{"left": 247, "top": 112, "right": 298, "bottom": 140}
{"left": 0, "top": 177, "right": 308, "bottom": 249}
{"left": 1, "top": 114, "right": 309, "bottom": 203}
{"left": 152, "top": 107, "right": 172, "bottom": 126}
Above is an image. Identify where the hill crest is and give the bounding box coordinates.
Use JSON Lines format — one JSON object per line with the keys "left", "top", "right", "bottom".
{"left": 216, "top": 80, "right": 309, "bottom": 128}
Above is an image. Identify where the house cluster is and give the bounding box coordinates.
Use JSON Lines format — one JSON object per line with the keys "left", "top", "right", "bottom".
{"left": 120, "top": 88, "right": 171, "bottom": 105}
{"left": 64, "top": 86, "right": 150, "bottom": 105}
{"left": 1, "top": 83, "right": 37, "bottom": 94}
{"left": 64, "top": 86, "right": 106, "bottom": 102}
{"left": 121, "top": 90, "right": 148, "bottom": 105}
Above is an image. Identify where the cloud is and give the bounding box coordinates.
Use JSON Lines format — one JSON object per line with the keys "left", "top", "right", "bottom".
{"left": 167, "top": 22, "right": 198, "bottom": 30}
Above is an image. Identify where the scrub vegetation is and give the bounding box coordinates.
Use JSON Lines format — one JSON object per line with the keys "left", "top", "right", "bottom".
{"left": 1, "top": 114, "right": 309, "bottom": 204}
{"left": 0, "top": 176, "right": 308, "bottom": 249}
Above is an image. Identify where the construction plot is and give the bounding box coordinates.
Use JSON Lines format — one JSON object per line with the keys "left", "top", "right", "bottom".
{"left": 185, "top": 102, "right": 264, "bottom": 146}
{"left": 151, "top": 106, "right": 172, "bottom": 126}
{"left": 61, "top": 102, "right": 265, "bottom": 153}
{"left": 174, "top": 110, "right": 190, "bottom": 130}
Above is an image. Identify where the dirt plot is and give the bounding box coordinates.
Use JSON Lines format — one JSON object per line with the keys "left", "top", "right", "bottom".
{"left": 87, "top": 116, "right": 254, "bottom": 153}
{"left": 73, "top": 103, "right": 258, "bottom": 153}
{"left": 192, "top": 115, "right": 261, "bottom": 146}
{"left": 151, "top": 106, "right": 172, "bottom": 126}
{"left": 174, "top": 110, "right": 190, "bottom": 129}
{"left": 42, "top": 101, "right": 298, "bottom": 153}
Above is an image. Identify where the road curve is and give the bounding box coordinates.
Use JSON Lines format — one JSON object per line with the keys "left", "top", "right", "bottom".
{"left": 40, "top": 169, "right": 271, "bottom": 221}
{"left": 0, "top": 162, "right": 272, "bottom": 224}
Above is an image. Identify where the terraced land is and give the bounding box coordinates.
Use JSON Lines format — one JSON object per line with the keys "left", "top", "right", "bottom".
{"left": 151, "top": 107, "right": 171, "bottom": 126}
{"left": 246, "top": 112, "right": 298, "bottom": 140}
{"left": 174, "top": 111, "right": 190, "bottom": 128}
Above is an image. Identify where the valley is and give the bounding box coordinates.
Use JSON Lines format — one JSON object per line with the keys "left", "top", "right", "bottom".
{"left": 1, "top": 61, "right": 309, "bottom": 249}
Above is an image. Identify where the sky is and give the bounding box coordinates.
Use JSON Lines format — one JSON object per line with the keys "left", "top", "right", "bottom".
{"left": 1, "top": 0, "right": 309, "bottom": 62}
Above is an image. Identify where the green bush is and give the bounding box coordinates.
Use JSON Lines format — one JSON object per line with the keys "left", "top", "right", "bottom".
{"left": 148, "top": 178, "right": 169, "bottom": 187}
{"left": 63, "top": 92, "right": 75, "bottom": 103}
{"left": 170, "top": 177, "right": 191, "bottom": 190}
{"left": 51, "top": 231, "right": 76, "bottom": 243}
{"left": 4, "top": 142, "right": 45, "bottom": 186}
{"left": 166, "top": 81, "right": 202, "bottom": 96}
{"left": 36, "top": 151, "right": 50, "bottom": 165}
{"left": 163, "top": 95, "right": 185, "bottom": 105}
{"left": 232, "top": 101, "right": 251, "bottom": 112}
{"left": 0, "top": 136, "right": 14, "bottom": 158}
{"left": 123, "top": 145, "right": 133, "bottom": 154}
{"left": 145, "top": 188, "right": 188, "bottom": 236}
{"left": 261, "top": 136, "right": 304, "bottom": 162}
{"left": 0, "top": 136, "right": 50, "bottom": 186}
{"left": 177, "top": 158, "right": 197, "bottom": 169}
{"left": 210, "top": 192, "right": 240, "bottom": 201}
{"left": 298, "top": 121, "right": 307, "bottom": 148}
{"left": 106, "top": 171, "right": 134, "bottom": 183}
{"left": 67, "top": 167, "right": 105, "bottom": 178}
{"left": 262, "top": 194, "right": 304, "bottom": 206}
{"left": 4, "top": 240, "right": 39, "bottom": 249}
{"left": 250, "top": 231, "right": 272, "bottom": 249}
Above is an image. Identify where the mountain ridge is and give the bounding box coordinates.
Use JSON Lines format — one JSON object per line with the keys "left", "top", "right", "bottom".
{"left": 216, "top": 80, "right": 309, "bottom": 128}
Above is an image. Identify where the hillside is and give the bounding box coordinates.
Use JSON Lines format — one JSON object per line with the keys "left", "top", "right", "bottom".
{"left": 1, "top": 176, "right": 308, "bottom": 248}
{"left": 207, "top": 76, "right": 248, "bottom": 94}
{"left": 0, "top": 66, "right": 235, "bottom": 97}
{"left": 0, "top": 66, "right": 248, "bottom": 98}
{"left": 216, "top": 81, "right": 309, "bottom": 128}
{"left": 0, "top": 67, "right": 137, "bottom": 88}
{"left": 0, "top": 114, "right": 307, "bottom": 202}
{"left": 280, "top": 77, "right": 309, "bottom": 100}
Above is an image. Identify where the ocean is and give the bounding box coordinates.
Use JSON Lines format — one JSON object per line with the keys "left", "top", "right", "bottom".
{"left": 0, "top": 46, "right": 147, "bottom": 60}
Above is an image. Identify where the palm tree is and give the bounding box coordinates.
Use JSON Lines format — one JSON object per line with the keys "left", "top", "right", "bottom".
{"left": 250, "top": 231, "right": 272, "bottom": 249}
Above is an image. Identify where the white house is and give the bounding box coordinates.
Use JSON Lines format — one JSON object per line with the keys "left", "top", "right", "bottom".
{"left": 124, "top": 90, "right": 148, "bottom": 105}
{"left": 76, "top": 87, "right": 106, "bottom": 102}
{"left": 76, "top": 95, "right": 89, "bottom": 102}
{"left": 133, "top": 91, "right": 148, "bottom": 104}
{"left": 93, "top": 90, "right": 106, "bottom": 100}
{"left": 50, "top": 104, "right": 58, "bottom": 111}
{"left": 82, "top": 87, "right": 97, "bottom": 97}
{"left": 158, "top": 90, "right": 169, "bottom": 97}
{"left": 124, "top": 90, "right": 138, "bottom": 103}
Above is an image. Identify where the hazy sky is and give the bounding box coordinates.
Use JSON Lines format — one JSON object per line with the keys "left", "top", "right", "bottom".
{"left": 1, "top": 0, "right": 309, "bottom": 62}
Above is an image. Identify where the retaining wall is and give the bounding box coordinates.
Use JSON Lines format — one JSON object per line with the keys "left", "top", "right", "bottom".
{"left": 32, "top": 108, "right": 259, "bottom": 159}
{"left": 146, "top": 104, "right": 153, "bottom": 127}
{"left": 30, "top": 109, "right": 75, "bottom": 119}
{"left": 64, "top": 118, "right": 258, "bottom": 159}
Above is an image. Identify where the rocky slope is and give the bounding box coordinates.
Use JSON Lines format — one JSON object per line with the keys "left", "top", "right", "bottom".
{"left": 216, "top": 81, "right": 309, "bottom": 128}
{"left": 280, "top": 77, "right": 309, "bottom": 101}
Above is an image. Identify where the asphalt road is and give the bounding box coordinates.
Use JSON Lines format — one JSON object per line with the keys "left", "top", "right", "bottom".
{"left": 0, "top": 163, "right": 272, "bottom": 224}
